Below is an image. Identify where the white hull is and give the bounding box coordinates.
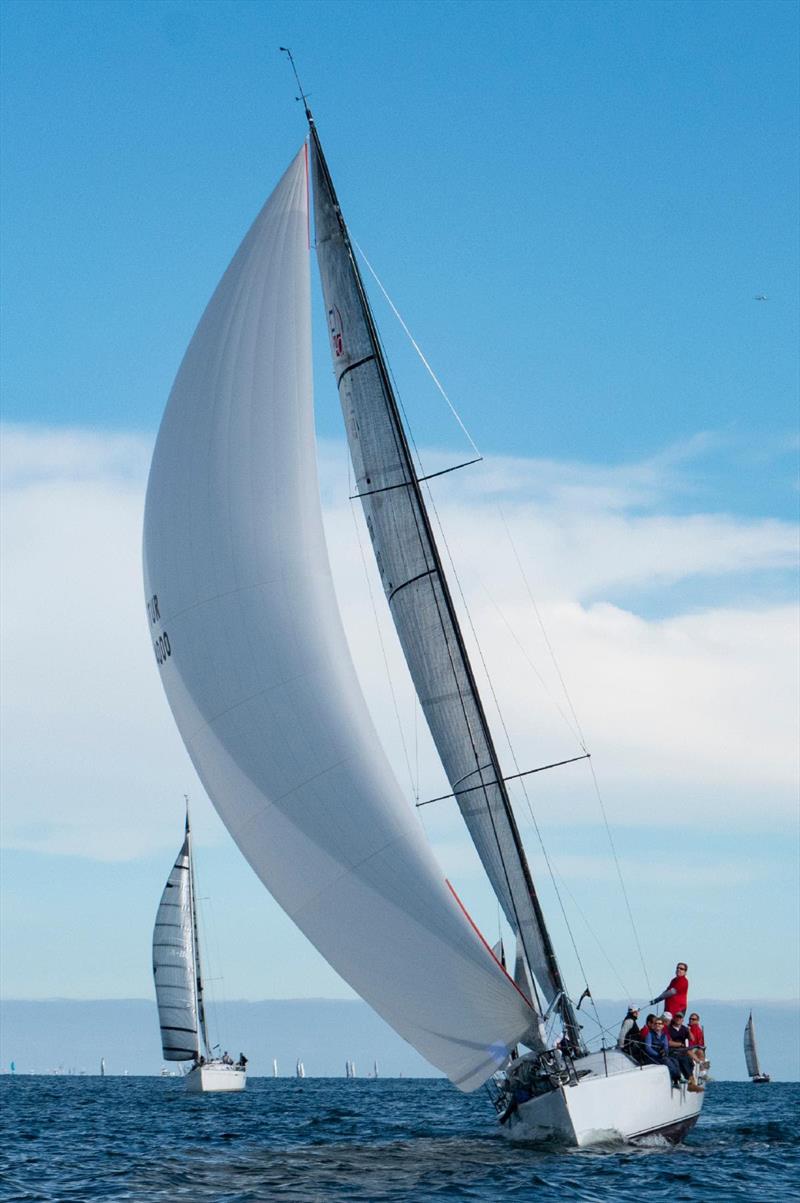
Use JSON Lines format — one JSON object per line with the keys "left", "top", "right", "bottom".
{"left": 502, "top": 1050, "right": 703, "bottom": 1148}
{"left": 184, "top": 1062, "right": 246, "bottom": 1093}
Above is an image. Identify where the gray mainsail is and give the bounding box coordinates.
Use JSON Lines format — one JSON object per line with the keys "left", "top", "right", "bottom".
{"left": 744, "top": 1013, "right": 761, "bottom": 1078}
{"left": 152, "top": 816, "right": 208, "bottom": 1061}
{"left": 308, "top": 116, "right": 580, "bottom": 1047}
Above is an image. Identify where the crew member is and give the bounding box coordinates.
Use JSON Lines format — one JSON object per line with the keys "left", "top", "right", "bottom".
{"left": 650, "top": 962, "right": 689, "bottom": 1017}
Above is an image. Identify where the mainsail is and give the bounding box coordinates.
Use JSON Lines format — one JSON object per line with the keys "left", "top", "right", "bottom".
{"left": 152, "top": 827, "right": 201, "bottom": 1061}
{"left": 143, "top": 147, "right": 536, "bottom": 1091}
{"left": 744, "top": 1013, "right": 761, "bottom": 1078}
{"left": 309, "top": 119, "right": 579, "bottom": 1044}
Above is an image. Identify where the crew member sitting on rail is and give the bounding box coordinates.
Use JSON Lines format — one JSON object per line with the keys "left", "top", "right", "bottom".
{"left": 642, "top": 1017, "right": 681, "bottom": 1085}
{"left": 665, "top": 1012, "right": 698, "bottom": 1083}
{"left": 687, "top": 1013, "right": 709, "bottom": 1070}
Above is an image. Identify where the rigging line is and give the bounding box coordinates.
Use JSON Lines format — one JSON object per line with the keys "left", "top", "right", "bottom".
{"left": 366, "top": 308, "right": 546, "bottom": 996}
{"left": 312, "top": 128, "right": 551, "bottom": 1016}
{"left": 187, "top": 838, "right": 211, "bottom": 1057}
{"left": 493, "top": 504, "right": 650, "bottom": 1001}
{"left": 496, "top": 505, "right": 588, "bottom": 752}
{"left": 548, "top": 863, "right": 633, "bottom": 1000}
{"left": 354, "top": 241, "right": 482, "bottom": 458}
{"left": 205, "top": 894, "right": 231, "bottom": 1059}
{"left": 341, "top": 286, "right": 540, "bottom": 992}
{"left": 477, "top": 575, "right": 585, "bottom": 749}
{"left": 194, "top": 892, "right": 221, "bottom": 1057}
{"left": 422, "top": 478, "right": 591, "bottom": 997}
{"left": 349, "top": 456, "right": 483, "bottom": 501}
{"left": 348, "top": 498, "right": 417, "bottom": 800}
{"left": 587, "top": 755, "right": 653, "bottom": 998}
{"left": 516, "top": 772, "right": 605, "bottom": 1038}
{"left": 415, "top": 754, "right": 591, "bottom": 806}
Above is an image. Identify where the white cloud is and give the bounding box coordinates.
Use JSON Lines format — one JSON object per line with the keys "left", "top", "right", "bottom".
{"left": 0, "top": 425, "right": 195, "bottom": 859}
{"left": 1, "top": 424, "right": 797, "bottom": 863}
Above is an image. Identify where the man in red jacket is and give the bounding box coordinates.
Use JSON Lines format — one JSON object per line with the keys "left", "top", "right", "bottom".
{"left": 650, "top": 962, "right": 689, "bottom": 1017}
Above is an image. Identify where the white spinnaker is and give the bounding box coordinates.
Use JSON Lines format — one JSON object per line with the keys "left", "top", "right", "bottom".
{"left": 153, "top": 835, "right": 199, "bottom": 1061}
{"left": 744, "top": 1014, "right": 760, "bottom": 1077}
{"left": 143, "top": 147, "right": 534, "bottom": 1091}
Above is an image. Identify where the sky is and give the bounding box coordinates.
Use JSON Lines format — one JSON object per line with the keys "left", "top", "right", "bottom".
{"left": 1, "top": 0, "right": 798, "bottom": 1016}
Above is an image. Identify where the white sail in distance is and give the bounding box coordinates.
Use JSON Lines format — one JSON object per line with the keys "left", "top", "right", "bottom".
{"left": 152, "top": 831, "right": 199, "bottom": 1061}
{"left": 309, "top": 121, "right": 578, "bottom": 1041}
{"left": 143, "top": 147, "right": 536, "bottom": 1091}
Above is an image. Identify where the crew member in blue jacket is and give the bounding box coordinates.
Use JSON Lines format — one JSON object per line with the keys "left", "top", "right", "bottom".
{"left": 643, "top": 1017, "right": 681, "bottom": 1085}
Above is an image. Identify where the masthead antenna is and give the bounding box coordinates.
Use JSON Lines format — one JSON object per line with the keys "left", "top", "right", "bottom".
{"left": 279, "top": 47, "right": 313, "bottom": 123}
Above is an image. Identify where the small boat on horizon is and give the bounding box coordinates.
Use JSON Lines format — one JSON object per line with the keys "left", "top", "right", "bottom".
{"left": 744, "top": 1013, "right": 771, "bottom": 1083}
{"left": 152, "top": 807, "right": 246, "bottom": 1094}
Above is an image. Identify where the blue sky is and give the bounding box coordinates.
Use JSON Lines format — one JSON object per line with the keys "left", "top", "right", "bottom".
{"left": 1, "top": 0, "right": 798, "bottom": 1011}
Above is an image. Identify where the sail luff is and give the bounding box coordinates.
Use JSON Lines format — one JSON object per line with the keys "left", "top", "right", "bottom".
{"left": 308, "top": 117, "right": 580, "bottom": 1046}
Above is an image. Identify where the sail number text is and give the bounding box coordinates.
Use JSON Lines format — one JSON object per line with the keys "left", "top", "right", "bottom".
{"left": 146, "top": 593, "right": 172, "bottom": 667}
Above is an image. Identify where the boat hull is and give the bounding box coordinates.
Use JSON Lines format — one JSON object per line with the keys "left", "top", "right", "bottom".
{"left": 502, "top": 1050, "right": 703, "bottom": 1148}
{"left": 184, "top": 1063, "right": 246, "bottom": 1093}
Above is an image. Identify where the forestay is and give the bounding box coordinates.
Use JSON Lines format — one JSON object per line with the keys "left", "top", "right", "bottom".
{"left": 310, "top": 128, "right": 566, "bottom": 1024}
{"left": 143, "top": 147, "right": 536, "bottom": 1091}
{"left": 153, "top": 835, "right": 199, "bottom": 1062}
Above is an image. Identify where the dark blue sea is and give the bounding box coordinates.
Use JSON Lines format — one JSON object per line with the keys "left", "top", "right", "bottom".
{"left": 1, "top": 1077, "right": 796, "bottom": 1202}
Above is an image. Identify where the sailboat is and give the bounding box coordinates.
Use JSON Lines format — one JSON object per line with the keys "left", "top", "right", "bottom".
{"left": 744, "top": 1013, "right": 770, "bottom": 1083}
{"left": 142, "top": 77, "right": 704, "bottom": 1145}
{"left": 152, "top": 811, "right": 246, "bottom": 1093}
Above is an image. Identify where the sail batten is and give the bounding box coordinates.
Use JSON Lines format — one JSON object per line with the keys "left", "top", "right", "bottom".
{"left": 309, "top": 122, "right": 578, "bottom": 1042}
{"left": 144, "top": 146, "right": 538, "bottom": 1091}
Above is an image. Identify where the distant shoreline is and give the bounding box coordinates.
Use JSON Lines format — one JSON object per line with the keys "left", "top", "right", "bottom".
{"left": 2, "top": 996, "right": 796, "bottom": 1081}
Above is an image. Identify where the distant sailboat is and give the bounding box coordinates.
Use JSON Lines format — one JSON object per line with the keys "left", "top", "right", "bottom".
{"left": 272, "top": 1058, "right": 279, "bottom": 1078}
{"left": 152, "top": 809, "right": 246, "bottom": 1093}
{"left": 296, "top": 1060, "right": 305, "bottom": 1079}
{"left": 744, "top": 1013, "right": 770, "bottom": 1083}
{"left": 100, "top": 1058, "right": 105, "bottom": 1077}
{"left": 142, "top": 76, "right": 704, "bottom": 1146}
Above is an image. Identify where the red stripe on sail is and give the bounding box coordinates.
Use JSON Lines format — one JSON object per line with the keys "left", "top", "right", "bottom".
{"left": 446, "top": 879, "right": 535, "bottom": 1011}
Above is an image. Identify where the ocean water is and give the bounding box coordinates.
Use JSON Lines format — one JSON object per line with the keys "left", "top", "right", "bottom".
{"left": 0, "top": 1077, "right": 796, "bottom": 1202}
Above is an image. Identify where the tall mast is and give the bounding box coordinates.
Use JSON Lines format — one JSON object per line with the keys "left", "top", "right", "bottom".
{"left": 185, "top": 801, "right": 210, "bottom": 1058}
{"left": 305, "top": 106, "right": 581, "bottom": 1050}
